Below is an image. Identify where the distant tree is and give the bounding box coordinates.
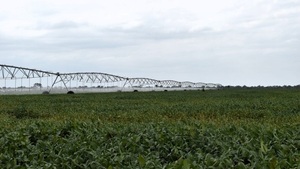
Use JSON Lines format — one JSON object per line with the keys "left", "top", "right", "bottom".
{"left": 33, "top": 83, "right": 42, "bottom": 88}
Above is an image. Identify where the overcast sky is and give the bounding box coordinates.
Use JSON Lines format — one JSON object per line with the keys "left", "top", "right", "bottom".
{"left": 0, "top": 0, "right": 299, "bottom": 86}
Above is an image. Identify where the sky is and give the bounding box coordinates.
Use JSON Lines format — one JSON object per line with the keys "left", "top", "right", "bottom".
{"left": 0, "top": 0, "right": 299, "bottom": 86}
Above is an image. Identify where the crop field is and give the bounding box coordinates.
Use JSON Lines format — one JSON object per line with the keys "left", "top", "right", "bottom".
{"left": 0, "top": 88, "right": 299, "bottom": 168}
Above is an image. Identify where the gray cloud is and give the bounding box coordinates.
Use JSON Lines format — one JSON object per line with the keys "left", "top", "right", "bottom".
{"left": 36, "top": 21, "right": 87, "bottom": 30}
{"left": 0, "top": 0, "right": 299, "bottom": 86}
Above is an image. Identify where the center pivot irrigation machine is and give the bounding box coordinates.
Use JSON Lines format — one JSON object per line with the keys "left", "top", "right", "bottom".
{"left": 0, "top": 64, "right": 222, "bottom": 94}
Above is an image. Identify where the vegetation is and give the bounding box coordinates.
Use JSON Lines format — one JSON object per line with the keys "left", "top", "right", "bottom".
{"left": 0, "top": 88, "right": 299, "bottom": 168}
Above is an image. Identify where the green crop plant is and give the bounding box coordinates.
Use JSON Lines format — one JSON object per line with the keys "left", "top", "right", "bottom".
{"left": 0, "top": 88, "right": 299, "bottom": 168}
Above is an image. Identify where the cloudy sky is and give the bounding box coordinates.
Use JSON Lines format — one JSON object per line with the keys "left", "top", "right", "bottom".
{"left": 0, "top": 0, "right": 299, "bottom": 86}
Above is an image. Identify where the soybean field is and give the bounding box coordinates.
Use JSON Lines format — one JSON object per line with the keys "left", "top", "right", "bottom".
{"left": 0, "top": 88, "right": 299, "bottom": 168}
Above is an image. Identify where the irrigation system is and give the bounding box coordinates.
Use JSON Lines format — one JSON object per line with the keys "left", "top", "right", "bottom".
{"left": 0, "top": 64, "right": 222, "bottom": 94}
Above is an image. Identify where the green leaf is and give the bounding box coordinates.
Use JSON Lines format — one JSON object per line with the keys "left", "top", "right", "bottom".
{"left": 138, "top": 154, "right": 146, "bottom": 168}
{"left": 260, "top": 140, "right": 268, "bottom": 154}
{"left": 182, "top": 159, "right": 191, "bottom": 169}
{"left": 269, "top": 157, "right": 278, "bottom": 169}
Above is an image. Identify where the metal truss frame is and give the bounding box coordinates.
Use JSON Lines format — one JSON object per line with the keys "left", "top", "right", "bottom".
{"left": 0, "top": 64, "right": 222, "bottom": 93}
{"left": 0, "top": 64, "right": 52, "bottom": 79}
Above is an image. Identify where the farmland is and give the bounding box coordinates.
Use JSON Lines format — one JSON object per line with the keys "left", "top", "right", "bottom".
{"left": 0, "top": 88, "right": 299, "bottom": 168}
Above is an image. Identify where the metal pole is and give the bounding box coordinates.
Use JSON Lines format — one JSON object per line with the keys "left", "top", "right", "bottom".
{"left": 49, "top": 74, "right": 59, "bottom": 93}
{"left": 59, "top": 76, "right": 69, "bottom": 91}
{"left": 29, "top": 78, "right": 30, "bottom": 92}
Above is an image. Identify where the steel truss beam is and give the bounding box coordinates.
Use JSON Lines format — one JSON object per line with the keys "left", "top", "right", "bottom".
{"left": 157, "top": 80, "right": 179, "bottom": 87}
{"left": 127, "top": 78, "right": 158, "bottom": 86}
{"left": 0, "top": 64, "right": 222, "bottom": 93}
{"left": 180, "top": 81, "right": 195, "bottom": 87}
{"left": 0, "top": 64, "right": 52, "bottom": 79}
